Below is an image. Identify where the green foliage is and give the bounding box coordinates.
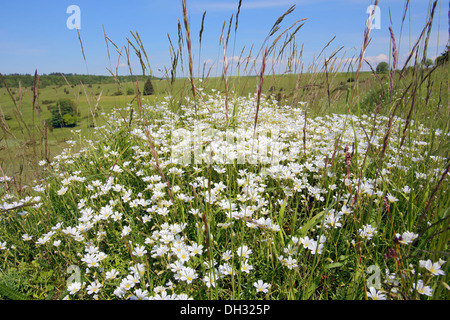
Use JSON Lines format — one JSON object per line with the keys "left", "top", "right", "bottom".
{"left": 62, "top": 113, "right": 77, "bottom": 127}
{"left": 0, "top": 268, "right": 33, "bottom": 300}
{"left": 424, "top": 58, "right": 434, "bottom": 68}
{"left": 376, "top": 61, "right": 389, "bottom": 74}
{"left": 0, "top": 1, "right": 448, "bottom": 302}
{"left": 50, "top": 98, "right": 78, "bottom": 128}
{"left": 111, "top": 89, "right": 123, "bottom": 96}
{"left": 0, "top": 282, "right": 32, "bottom": 300}
{"left": 143, "top": 78, "right": 154, "bottom": 95}
{"left": 1, "top": 89, "right": 448, "bottom": 300}
{"left": 0, "top": 73, "right": 160, "bottom": 89}
{"left": 435, "top": 45, "right": 449, "bottom": 66}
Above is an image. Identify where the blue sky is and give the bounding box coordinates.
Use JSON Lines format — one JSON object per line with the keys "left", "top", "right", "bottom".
{"left": 0, "top": 0, "right": 448, "bottom": 77}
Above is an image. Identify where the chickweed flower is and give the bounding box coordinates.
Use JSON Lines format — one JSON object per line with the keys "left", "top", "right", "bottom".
{"left": 359, "top": 224, "right": 377, "bottom": 240}
{"left": 236, "top": 245, "right": 252, "bottom": 259}
{"left": 57, "top": 186, "right": 68, "bottom": 195}
{"left": 253, "top": 280, "right": 271, "bottom": 294}
{"left": 130, "top": 288, "right": 150, "bottom": 300}
{"left": 367, "top": 287, "right": 387, "bottom": 300}
{"left": 396, "top": 231, "right": 418, "bottom": 244}
{"left": 67, "top": 282, "right": 82, "bottom": 295}
{"left": 132, "top": 245, "right": 148, "bottom": 257}
{"left": 386, "top": 193, "right": 399, "bottom": 203}
{"left": 121, "top": 225, "right": 132, "bottom": 237}
{"left": 86, "top": 281, "right": 102, "bottom": 295}
{"left": 180, "top": 267, "right": 197, "bottom": 284}
{"left": 203, "top": 272, "right": 218, "bottom": 288}
{"left": 188, "top": 243, "right": 203, "bottom": 256}
{"left": 222, "top": 250, "right": 232, "bottom": 261}
{"left": 420, "top": 259, "right": 446, "bottom": 276}
{"left": 240, "top": 259, "right": 254, "bottom": 273}
{"left": 22, "top": 234, "right": 33, "bottom": 241}
{"left": 413, "top": 280, "right": 433, "bottom": 296}
{"left": 106, "top": 269, "right": 119, "bottom": 280}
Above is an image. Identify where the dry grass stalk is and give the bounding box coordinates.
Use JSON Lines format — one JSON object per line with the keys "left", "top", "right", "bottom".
{"left": 0, "top": 73, "right": 32, "bottom": 138}
{"left": 32, "top": 70, "right": 41, "bottom": 120}
{"left": 76, "top": 28, "right": 89, "bottom": 73}
{"left": 130, "top": 31, "right": 152, "bottom": 76}
{"left": 349, "top": 0, "right": 379, "bottom": 108}
{"left": 221, "top": 32, "right": 230, "bottom": 124}
{"left": 399, "top": 1, "right": 438, "bottom": 148}
{"left": 198, "top": 10, "right": 207, "bottom": 76}
{"left": 80, "top": 81, "right": 97, "bottom": 127}
{"left": 417, "top": 161, "right": 450, "bottom": 228}
{"left": 144, "top": 127, "right": 174, "bottom": 204}
{"left": 0, "top": 107, "right": 14, "bottom": 139}
{"left": 253, "top": 47, "right": 268, "bottom": 137}
{"left": 388, "top": 26, "right": 398, "bottom": 94}
{"left": 182, "top": 0, "right": 198, "bottom": 114}
{"left": 41, "top": 120, "right": 48, "bottom": 162}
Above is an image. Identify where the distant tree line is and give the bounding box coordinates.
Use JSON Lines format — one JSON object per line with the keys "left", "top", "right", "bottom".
{"left": 0, "top": 73, "right": 160, "bottom": 88}
{"left": 375, "top": 45, "right": 448, "bottom": 74}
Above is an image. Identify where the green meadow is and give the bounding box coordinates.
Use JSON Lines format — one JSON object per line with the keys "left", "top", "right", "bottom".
{"left": 0, "top": 0, "right": 448, "bottom": 302}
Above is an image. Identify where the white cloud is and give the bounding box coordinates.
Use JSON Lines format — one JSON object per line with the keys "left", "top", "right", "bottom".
{"left": 365, "top": 53, "right": 388, "bottom": 65}
{"left": 203, "top": 58, "right": 214, "bottom": 65}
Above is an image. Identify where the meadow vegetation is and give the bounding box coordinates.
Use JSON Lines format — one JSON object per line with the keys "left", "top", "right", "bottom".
{"left": 0, "top": 0, "right": 448, "bottom": 300}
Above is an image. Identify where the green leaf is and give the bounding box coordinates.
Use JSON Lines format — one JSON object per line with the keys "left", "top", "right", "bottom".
{"left": 346, "top": 266, "right": 363, "bottom": 299}
{"left": 0, "top": 282, "right": 32, "bottom": 300}
{"left": 276, "top": 198, "right": 288, "bottom": 246}
{"left": 278, "top": 198, "right": 287, "bottom": 224}
{"left": 302, "top": 278, "right": 318, "bottom": 300}
{"left": 324, "top": 262, "right": 344, "bottom": 269}
{"left": 298, "top": 210, "right": 325, "bottom": 237}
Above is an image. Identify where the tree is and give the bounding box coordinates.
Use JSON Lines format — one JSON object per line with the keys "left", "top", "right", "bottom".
{"left": 143, "top": 78, "right": 154, "bottom": 96}
{"left": 424, "top": 58, "right": 433, "bottom": 68}
{"left": 435, "top": 45, "right": 449, "bottom": 66}
{"left": 376, "top": 61, "right": 389, "bottom": 74}
{"left": 62, "top": 114, "right": 77, "bottom": 127}
{"left": 50, "top": 98, "right": 78, "bottom": 128}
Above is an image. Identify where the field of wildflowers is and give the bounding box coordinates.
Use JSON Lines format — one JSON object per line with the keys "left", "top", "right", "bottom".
{"left": 0, "top": 88, "right": 448, "bottom": 300}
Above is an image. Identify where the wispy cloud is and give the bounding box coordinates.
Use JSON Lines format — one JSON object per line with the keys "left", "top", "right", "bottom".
{"left": 365, "top": 53, "right": 388, "bottom": 65}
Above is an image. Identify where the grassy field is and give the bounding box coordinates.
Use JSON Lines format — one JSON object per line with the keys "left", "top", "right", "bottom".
{"left": 1, "top": 67, "right": 447, "bottom": 185}
{"left": 0, "top": 0, "right": 448, "bottom": 302}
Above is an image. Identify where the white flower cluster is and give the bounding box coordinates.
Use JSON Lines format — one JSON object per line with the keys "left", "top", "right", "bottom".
{"left": 0, "top": 90, "right": 448, "bottom": 300}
